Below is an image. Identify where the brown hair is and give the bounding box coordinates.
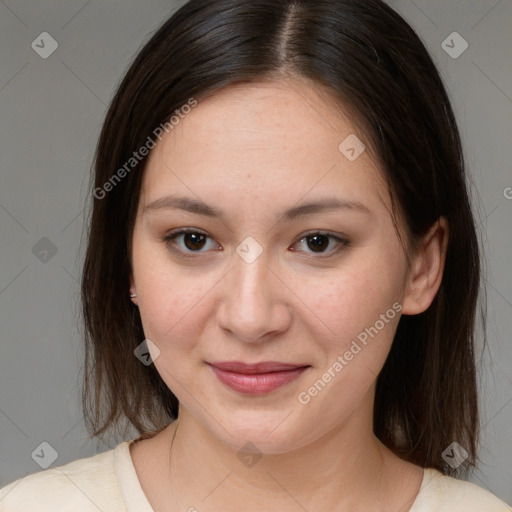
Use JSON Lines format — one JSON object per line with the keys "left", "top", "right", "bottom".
{"left": 81, "top": 0, "right": 483, "bottom": 477}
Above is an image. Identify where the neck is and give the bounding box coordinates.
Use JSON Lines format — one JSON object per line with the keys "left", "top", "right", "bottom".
{"left": 162, "top": 391, "right": 411, "bottom": 511}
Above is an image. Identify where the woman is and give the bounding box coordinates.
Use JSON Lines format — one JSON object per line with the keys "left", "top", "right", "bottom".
{"left": 1, "top": 0, "right": 510, "bottom": 510}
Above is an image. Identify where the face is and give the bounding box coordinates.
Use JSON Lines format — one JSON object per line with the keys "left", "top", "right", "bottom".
{"left": 130, "top": 79, "right": 412, "bottom": 453}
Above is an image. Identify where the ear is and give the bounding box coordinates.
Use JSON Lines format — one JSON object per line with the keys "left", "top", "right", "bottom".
{"left": 129, "top": 272, "right": 138, "bottom": 306}
{"left": 402, "top": 217, "right": 449, "bottom": 315}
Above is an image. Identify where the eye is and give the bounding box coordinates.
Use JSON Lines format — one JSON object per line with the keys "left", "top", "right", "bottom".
{"left": 292, "top": 231, "right": 349, "bottom": 256}
{"left": 162, "top": 229, "right": 220, "bottom": 256}
{"left": 162, "top": 229, "right": 349, "bottom": 258}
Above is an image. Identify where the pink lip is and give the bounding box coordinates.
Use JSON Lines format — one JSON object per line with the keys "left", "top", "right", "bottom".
{"left": 207, "top": 361, "right": 310, "bottom": 395}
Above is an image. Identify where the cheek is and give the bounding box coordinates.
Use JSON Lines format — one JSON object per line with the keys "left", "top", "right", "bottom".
{"left": 132, "top": 239, "right": 218, "bottom": 351}
{"left": 291, "top": 252, "right": 405, "bottom": 340}
{"left": 286, "top": 249, "right": 405, "bottom": 399}
{"left": 137, "top": 272, "right": 215, "bottom": 346}
{"left": 136, "top": 272, "right": 216, "bottom": 396}
{"left": 294, "top": 273, "right": 401, "bottom": 423}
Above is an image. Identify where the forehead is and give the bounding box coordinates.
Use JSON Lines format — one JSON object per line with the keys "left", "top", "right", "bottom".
{"left": 165, "top": 79, "right": 363, "bottom": 152}
{"left": 140, "top": 79, "right": 388, "bottom": 216}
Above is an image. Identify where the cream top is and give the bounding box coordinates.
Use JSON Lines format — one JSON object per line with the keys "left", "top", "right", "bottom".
{"left": 0, "top": 440, "right": 510, "bottom": 511}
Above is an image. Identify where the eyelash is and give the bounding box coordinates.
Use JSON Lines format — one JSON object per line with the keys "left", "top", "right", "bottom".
{"left": 161, "top": 228, "right": 349, "bottom": 259}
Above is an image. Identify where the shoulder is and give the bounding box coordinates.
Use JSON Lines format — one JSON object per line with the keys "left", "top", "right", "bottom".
{"left": 0, "top": 443, "right": 127, "bottom": 512}
{"left": 411, "top": 468, "right": 511, "bottom": 511}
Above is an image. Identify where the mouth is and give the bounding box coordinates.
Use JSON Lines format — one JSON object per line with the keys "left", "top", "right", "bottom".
{"left": 207, "top": 361, "right": 311, "bottom": 395}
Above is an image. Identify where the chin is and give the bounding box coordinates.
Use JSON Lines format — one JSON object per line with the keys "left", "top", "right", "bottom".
{"left": 206, "top": 408, "right": 317, "bottom": 455}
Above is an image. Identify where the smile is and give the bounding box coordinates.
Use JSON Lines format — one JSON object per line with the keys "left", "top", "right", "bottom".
{"left": 207, "top": 361, "right": 311, "bottom": 395}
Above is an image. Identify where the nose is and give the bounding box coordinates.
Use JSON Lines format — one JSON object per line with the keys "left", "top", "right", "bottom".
{"left": 216, "top": 249, "right": 292, "bottom": 343}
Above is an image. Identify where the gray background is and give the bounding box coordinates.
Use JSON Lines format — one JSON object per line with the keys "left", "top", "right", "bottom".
{"left": 0, "top": 0, "right": 511, "bottom": 504}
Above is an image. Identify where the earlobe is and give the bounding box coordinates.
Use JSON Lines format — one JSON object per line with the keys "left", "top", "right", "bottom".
{"left": 129, "top": 273, "right": 138, "bottom": 305}
{"left": 402, "top": 217, "right": 449, "bottom": 315}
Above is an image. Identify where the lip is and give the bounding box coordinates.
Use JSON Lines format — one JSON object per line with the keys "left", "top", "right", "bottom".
{"left": 207, "top": 361, "right": 310, "bottom": 395}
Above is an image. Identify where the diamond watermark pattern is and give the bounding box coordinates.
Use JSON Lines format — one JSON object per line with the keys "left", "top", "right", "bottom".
{"left": 31, "top": 441, "right": 59, "bottom": 469}
{"left": 441, "top": 32, "right": 468, "bottom": 59}
{"left": 134, "top": 338, "right": 161, "bottom": 366}
{"left": 32, "top": 237, "right": 58, "bottom": 263}
{"left": 31, "top": 32, "right": 59, "bottom": 59}
{"left": 338, "top": 134, "right": 365, "bottom": 161}
{"left": 237, "top": 442, "right": 262, "bottom": 468}
{"left": 442, "top": 441, "right": 469, "bottom": 469}
{"left": 236, "top": 236, "right": 263, "bottom": 264}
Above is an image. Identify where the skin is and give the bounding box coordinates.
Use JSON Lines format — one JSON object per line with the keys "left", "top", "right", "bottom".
{"left": 128, "top": 78, "right": 448, "bottom": 512}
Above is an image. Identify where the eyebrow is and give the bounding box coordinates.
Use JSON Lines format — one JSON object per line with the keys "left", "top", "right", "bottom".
{"left": 143, "top": 194, "right": 372, "bottom": 221}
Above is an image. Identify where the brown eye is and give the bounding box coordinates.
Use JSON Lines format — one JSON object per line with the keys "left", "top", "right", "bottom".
{"left": 305, "top": 234, "right": 330, "bottom": 252}
{"left": 162, "top": 229, "right": 219, "bottom": 256}
{"left": 183, "top": 232, "right": 207, "bottom": 251}
{"left": 293, "top": 231, "right": 349, "bottom": 256}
